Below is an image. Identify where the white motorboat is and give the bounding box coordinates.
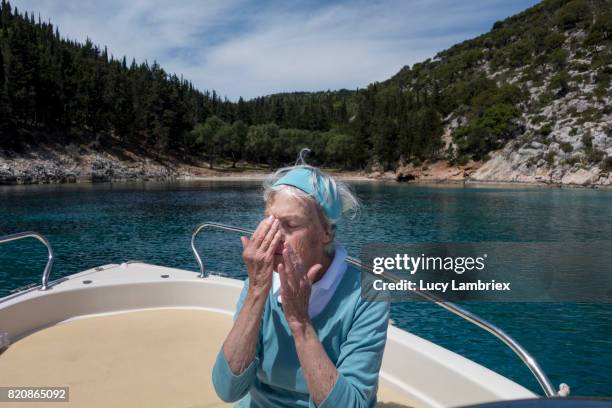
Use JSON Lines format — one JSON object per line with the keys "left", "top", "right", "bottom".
{"left": 0, "top": 224, "right": 568, "bottom": 407}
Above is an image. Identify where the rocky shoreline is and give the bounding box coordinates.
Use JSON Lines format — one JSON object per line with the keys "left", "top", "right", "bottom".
{"left": 1, "top": 145, "right": 610, "bottom": 189}
{"left": 0, "top": 144, "right": 372, "bottom": 185}
{"left": 0, "top": 151, "right": 177, "bottom": 185}
{"left": 367, "top": 159, "right": 611, "bottom": 188}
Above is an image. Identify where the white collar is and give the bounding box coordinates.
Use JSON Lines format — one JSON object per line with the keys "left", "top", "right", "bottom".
{"left": 272, "top": 243, "right": 348, "bottom": 319}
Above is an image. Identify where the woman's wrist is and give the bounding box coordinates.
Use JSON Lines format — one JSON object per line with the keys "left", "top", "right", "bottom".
{"left": 288, "top": 316, "right": 313, "bottom": 337}
{"left": 246, "top": 285, "right": 270, "bottom": 304}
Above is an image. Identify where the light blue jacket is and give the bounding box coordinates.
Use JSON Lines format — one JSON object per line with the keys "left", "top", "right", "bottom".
{"left": 212, "top": 264, "right": 390, "bottom": 407}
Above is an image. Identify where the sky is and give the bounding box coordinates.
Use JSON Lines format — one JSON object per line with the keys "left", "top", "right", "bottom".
{"left": 14, "top": 0, "right": 540, "bottom": 101}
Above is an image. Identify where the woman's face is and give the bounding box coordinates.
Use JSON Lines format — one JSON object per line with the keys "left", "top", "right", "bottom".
{"left": 265, "top": 188, "right": 332, "bottom": 275}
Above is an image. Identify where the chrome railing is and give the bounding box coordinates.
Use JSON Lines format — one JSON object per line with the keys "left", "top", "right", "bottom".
{"left": 0, "top": 231, "right": 55, "bottom": 291}
{"left": 191, "top": 223, "right": 250, "bottom": 279}
{"left": 191, "top": 221, "right": 566, "bottom": 397}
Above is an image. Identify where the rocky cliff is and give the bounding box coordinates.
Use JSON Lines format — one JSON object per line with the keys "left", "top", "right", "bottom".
{"left": 0, "top": 143, "right": 193, "bottom": 184}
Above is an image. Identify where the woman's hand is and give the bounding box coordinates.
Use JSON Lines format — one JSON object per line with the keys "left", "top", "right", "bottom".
{"left": 277, "top": 243, "right": 323, "bottom": 329}
{"left": 241, "top": 215, "right": 283, "bottom": 296}
{"left": 221, "top": 216, "right": 281, "bottom": 379}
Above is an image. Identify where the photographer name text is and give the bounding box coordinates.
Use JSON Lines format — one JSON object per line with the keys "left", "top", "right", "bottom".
{"left": 372, "top": 279, "right": 511, "bottom": 292}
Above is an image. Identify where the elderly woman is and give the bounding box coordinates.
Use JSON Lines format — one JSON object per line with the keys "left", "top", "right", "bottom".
{"left": 212, "top": 163, "right": 390, "bottom": 407}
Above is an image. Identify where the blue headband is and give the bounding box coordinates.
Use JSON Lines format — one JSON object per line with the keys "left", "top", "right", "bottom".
{"left": 273, "top": 168, "right": 342, "bottom": 222}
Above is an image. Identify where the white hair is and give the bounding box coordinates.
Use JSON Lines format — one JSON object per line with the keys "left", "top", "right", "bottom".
{"left": 262, "top": 163, "right": 361, "bottom": 255}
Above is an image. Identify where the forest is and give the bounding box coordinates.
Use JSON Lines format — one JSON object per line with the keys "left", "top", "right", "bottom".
{"left": 0, "top": 0, "right": 610, "bottom": 170}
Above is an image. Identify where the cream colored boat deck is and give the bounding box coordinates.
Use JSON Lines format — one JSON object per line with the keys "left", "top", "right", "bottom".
{"left": 0, "top": 309, "right": 413, "bottom": 408}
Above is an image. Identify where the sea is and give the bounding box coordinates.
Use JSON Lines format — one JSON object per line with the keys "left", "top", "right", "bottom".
{"left": 0, "top": 180, "right": 610, "bottom": 397}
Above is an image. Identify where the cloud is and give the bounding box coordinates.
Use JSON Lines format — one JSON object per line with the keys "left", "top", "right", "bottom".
{"left": 14, "top": 0, "right": 539, "bottom": 100}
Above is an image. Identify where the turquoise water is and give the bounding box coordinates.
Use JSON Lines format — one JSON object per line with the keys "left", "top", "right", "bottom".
{"left": 0, "top": 181, "right": 611, "bottom": 397}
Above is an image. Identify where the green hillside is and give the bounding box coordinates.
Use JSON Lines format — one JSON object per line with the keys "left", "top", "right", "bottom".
{"left": 0, "top": 0, "right": 610, "bottom": 172}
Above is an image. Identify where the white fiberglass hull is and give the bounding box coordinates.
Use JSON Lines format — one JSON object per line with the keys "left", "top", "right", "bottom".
{"left": 0, "top": 262, "right": 536, "bottom": 408}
